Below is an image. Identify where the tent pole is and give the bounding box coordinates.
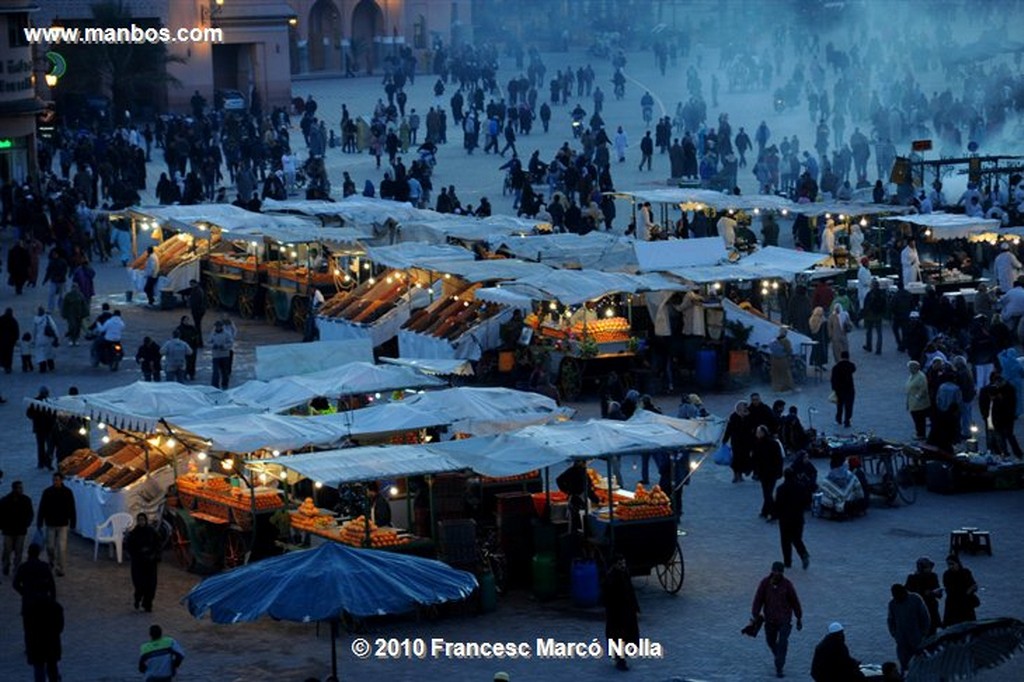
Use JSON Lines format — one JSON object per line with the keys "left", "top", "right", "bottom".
{"left": 427, "top": 475, "right": 436, "bottom": 540}
{"left": 605, "top": 457, "right": 615, "bottom": 550}
{"left": 330, "top": 619, "right": 339, "bottom": 679}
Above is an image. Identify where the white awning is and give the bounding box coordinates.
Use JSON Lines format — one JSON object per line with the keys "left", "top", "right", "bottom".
{"left": 364, "top": 243, "right": 476, "bottom": 269}
{"left": 489, "top": 232, "right": 639, "bottom": 271}
{"left": 379, "top": 357, "right": 475, "bottom": 376}
{"left": 620, "top": 188, "right": 796, "bottom": 212}
{"left": 881, "top": 212, "right": 1001, "bottom": 239}
{"left": 255, "top": 445, "right": 467, "bottom": 486}
{"left": 723, "top": 298, "right": 812, "bottom": 351}
{"left": 402, "top": 387, "right": 574, "bottom": 435}
{"left": 254, "top": 340, "right": 374, "bottom": 380}
{"left": 634, "top": 237, "right": 728, "bottom": 271}
{"left": 787, "top": 202, "right": 913, "bottom": 217}
{"left": 230, "top": 362, "right": 446, "bottom": 412}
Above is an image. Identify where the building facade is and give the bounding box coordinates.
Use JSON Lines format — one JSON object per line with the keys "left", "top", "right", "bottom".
{"left": 0, "top": 0, "right": 43, "bottom": 184}
{"left": 287, "top": 0, "right": 472, "bottom": 75}
{"left": 32, "top": 0, "right": 295, "bottom": 113}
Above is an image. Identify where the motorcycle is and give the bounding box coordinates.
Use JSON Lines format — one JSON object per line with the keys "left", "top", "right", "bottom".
{"left": 571, "top": 117, "right": 584, "bottom": 139}
{"left": 93, "top": 340, "right": 124, "bottom": 371}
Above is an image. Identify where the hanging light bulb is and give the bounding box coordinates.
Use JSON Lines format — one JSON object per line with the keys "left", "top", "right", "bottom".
{"left": 197, "top": 451, "right": 208, "bottom": 461}
{"left": 272, "top": 450, "right": 281, "bottom": 457}
{"left": 97, "top": 422, "right": 106, "bottom": 430}
{"left": 604, "top": 308, "right": 615, "bottom": 318}
{"left": 258, "top": 473, "right": 269, "bottom": 484}
{"left": 859, "top": 218, "right": 868, "bottom": 227}
{"left": 101, "top": 435, "right": 111, "bottom": 444}
{"left": 388, "top": 485, "right": 399, "bottom": 497}
{"left": 78, "top": 426, "right": 87, "bottom": 436}
{"left": 781, "top": 209, "right": 789, "bottom": 216}
{"left": 314, "top": 481, "right": 324, "bottom": 489}
{"left": 221, "top": 458, "right": 235, "bottom": 471}
{"left": 166, "top": 438, "right": 176, "bottom": 448}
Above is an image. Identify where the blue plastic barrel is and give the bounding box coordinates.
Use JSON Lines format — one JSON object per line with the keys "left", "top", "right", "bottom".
{"left": 696, "top": 348, "right": 717, "bottom": 389}
{"left": 570, "top": 559, "right": 600, "bottom": 608}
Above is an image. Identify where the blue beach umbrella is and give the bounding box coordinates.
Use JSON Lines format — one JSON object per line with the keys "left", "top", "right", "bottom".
{"left": 185, "top": 542, "right": 478, "bottom": 677}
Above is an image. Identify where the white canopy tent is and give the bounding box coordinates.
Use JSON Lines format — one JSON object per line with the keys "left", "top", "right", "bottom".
{"left": 25, "top": 382, "right": 251, "bottom": 433}
{"left": 473, "top": 269, "right": 689, "bottom": 309}
{"left": 658, "top": 246, "right": 829, "bottom": 284}
{"left": 881, "top": 213, "right": 1002, "bottom": 240}
{"left": 253, "top": 413, "right": 724, "bottom": 483}
{"left": 254, "top": 340, "right": 374, "bottom": 380}
{"left": 166, "top": 402, "right": 448, "bottom": 453}
{"left": 620, "top": 188, "right": 797, "bottom": 212}
{"left": 723, "top": 298, "right": 812, "bottom": 352}
{"left": 402, "top": 387, "right": 574, "bottom": 435}
{"left": 129, "top": 205, "right": 316, "bottom": 239}
{"left": 364, "top": 243, "right": 476, "bottom": 269}
{"left": 787, "top": 202, "right": 913, "bottom": 218}
{"left": 489, "top": 232, "right": 639, "bottom": 272}
{"left": 633, "top": 238, "right": 729, "bottom": 271}
{"left": 229, "top": 362, "right": 447, "bottom": 412}
{"left": 379, "top": 357, "right": 475, "bottom": 376}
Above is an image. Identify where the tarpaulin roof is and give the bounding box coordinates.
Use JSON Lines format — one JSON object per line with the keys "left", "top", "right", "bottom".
{"left": 130, "top": 205, "right": 315, "bottom": 238}
{"left": 423, "top": 258, "right": 551, "bottom": 283}
{"left": 229, "top": 362, "right": 446, "bottom": 412}
{"left": 255, "top": 340, "right": 375, "bottom": 381}
{"left": 398, "top": 214, "right": 546, "bottom": 245}
{"left": 329, "top": 196, "right": 435, "bottom": 226}
{"left": 26, "top": 382, "right": 252, "bottom": 432}
{"left": 379, "top": 357, "right": 475, "bottom": 377}
{"left": 633, "top": 237, "right": 729, "bottom": 271}
{"left": 881, "top": 212, "right": 1002, "bottom": 239}
{"left": 489, "top": 232, "right": 639, "bottom": 271}
{"left": 256, "top": 445, "right": 467, "bottom": 485}
{"left": 620, "top": 188, "right": 797, "bottom": 212}
{"left": 474, "top": 268, "right": 689, "bottom": 307}
{"left": 255, "top": 413, "right": 723, "bottom": 482}
{"left": 723, "top": 298, "right": 812, "bottom": 351}
{"left": 166, "top": 402, "right": 448, "bottom": 453}
{"left": 786, "top": 202, "right": 913, "bottom": 217}
{"left": 662, "top": 246, "right": 829, "bottom": 284}
{"left": 186, "top": 541, "right": 477, "bottom": 622}
{"left": 364, "top": 243, "right": 476, "bottom": 269}
{"left": 402, "top": 387, "right": 574, "bottom": 435}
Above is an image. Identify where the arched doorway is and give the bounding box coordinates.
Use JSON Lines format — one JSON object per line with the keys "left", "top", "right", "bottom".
{"left": 351, "top": 0, "right": 383, "bottom": 74}
{"left": 309, "top": 0, "right": 341, "bottom": 71}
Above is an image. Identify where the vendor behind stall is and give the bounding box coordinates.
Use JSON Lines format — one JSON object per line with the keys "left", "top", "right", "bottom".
{"left": 367, "top": 482, "right": 391, "bottom": 527}
{"left": 556, "top": 460, "right": 599, "bottom": 536}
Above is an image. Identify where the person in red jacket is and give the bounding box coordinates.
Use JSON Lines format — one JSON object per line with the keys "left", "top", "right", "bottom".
{"left": 751, "top": 561, "right": 803, "bottom": 678}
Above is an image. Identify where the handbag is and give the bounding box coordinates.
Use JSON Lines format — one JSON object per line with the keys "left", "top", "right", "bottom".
{"left": 713, "top": 442, "right": 733, "bottom": 466}
{"left": 828, "top": 390, "right": 838, "bottom": 403}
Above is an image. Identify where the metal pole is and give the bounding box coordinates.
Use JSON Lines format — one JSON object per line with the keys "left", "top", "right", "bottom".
{"left": 605, "top": 457, "right": 615, "bottom": 549}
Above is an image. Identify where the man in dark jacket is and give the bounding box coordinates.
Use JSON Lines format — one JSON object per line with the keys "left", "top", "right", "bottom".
{"left": 751, "top": 561, "right": 803, "bottom": 678}
{"left": 36, "top": 474, "right": 76, "bottom": 577}
{"left": 187, "top": 280, "right": 206, "bottom": 347}
{"left": 604, "top": 555, "right": 640, "bottom": 671}
{"left": 638, "top": 131, "right": 654, "bottom": 171}
{"left": 24, "top": 595, "right": 64, "bottom": 682}
{"left": 861, "top": 279, "right": 887, "bottom": 354}
{"left": 125, "top": 513, "right": 162, "bottom": 612}
{"left": 831, "top": 351, "right": 857, "bottom": 428}
{"left": 979, "top": 370, "right": 1023, "bottom": 458}
{"left": 811, "top": 623, "right": 865, "bottom": 681}
{"left": 752, "top": 425, "right": 785, "bottom": 519}
{"left": 26, "top": 387, "right": 56, "bottom": 470}
{"left": 774, "top": 469, "right": 810, "bottom": 570}
{"left": 1, "top": 480, "right": 34, "bottom": 575}
{"left": 887, "top": 583, "right": 931, "bottom": 673}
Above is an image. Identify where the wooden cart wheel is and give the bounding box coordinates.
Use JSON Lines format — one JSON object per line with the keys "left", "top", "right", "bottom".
{"left": 655, "top": 541, "right": 684, "bottom": 594}
{"left": 290, "top": 295, "right": 310, "bottom": 331}
{"left": 223, "top": 529, "right": 248, "bottom": 569}
{"left": 558, "top": 357, "right": 583, "bottom": 401}
{"left": 238, "top": 284, "right": 257, "bottom": 319}
{"left": 203, "top": 277, "right": 220, "bottom": 310}
{"left": 170, "top": 515, "right": 195, "bottom": 571}
{"left": 264, "top": 292, "right": 279, "bottom": 325}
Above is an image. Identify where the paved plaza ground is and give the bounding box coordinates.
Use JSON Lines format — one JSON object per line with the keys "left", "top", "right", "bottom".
{"left": 1, "top": 42, "right": 1022, "bottom": 681}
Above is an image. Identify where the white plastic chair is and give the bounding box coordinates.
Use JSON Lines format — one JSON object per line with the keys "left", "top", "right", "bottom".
{"left": 94, "top": 512, "right": 134, "bottom": 563}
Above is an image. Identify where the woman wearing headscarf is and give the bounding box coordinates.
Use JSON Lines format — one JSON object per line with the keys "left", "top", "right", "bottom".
{"left": 722, "top": 401, "right": 753, "bottom": 483}
{"left": 808, "top": 306, "right": 829, "bottom": 369}
{"left": 942, "top": 554, "right": 979, "bottom": 626}
{"left": 770, "top": 328, "right": 794, "bottom": 392}
{"left": 827, "top": 303, "right": 852, "bottom": 362}
{"left": 905, "top": 361, "right": 931, "bottom": 440}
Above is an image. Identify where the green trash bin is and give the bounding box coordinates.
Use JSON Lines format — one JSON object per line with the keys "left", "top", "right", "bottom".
{"left": 532, "top": 552, "right": 557, "bottom": 601}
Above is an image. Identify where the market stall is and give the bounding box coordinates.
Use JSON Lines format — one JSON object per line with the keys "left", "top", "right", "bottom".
{"left": 315, "top": 243, "right": 475, "bottom": 347}
{"left": 127, "top": 208, "right": 208, "bottom": 304}
{"left": 474, "top": 268, "right": 689, "bottom": 398}
{"left": 488, "top": 232, "right": 640, "bottom": 272}
{"left": 395, "top": 259, "right": 552, "bottom": 361}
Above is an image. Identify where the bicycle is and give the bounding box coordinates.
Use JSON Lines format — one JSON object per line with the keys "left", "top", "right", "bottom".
{"left": 477, "top": 528, "right": 507, "bottom": 594}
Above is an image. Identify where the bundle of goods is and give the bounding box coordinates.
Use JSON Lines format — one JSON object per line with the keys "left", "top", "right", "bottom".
{"left": 482, "top": 471, "right": 540, "bottom": 484}
{"left": 208, "top": 253, "right": 258, "bottom": 271}
{"left": 265, "top": 261, "right": 334, "bottom": 287}
{"left": 571, "top": 316, "right": 630, "bottom": 344}
{"left": 318, "top": 272, "right": 409, "bottom": 324}
{"left": 403, "top": 283, "right": 504, "bottom": 341}
{"left": 291, "top": 497, "right": 338, "bottom": 532}
{"left": 338, "top": 516, "right": 410, "bottom": 548}
{"left": 614, "top": 483, "right": 673, "bottom": 520}
{"left": 131, "top": 234, "right": 198, "bottom": 275}
{"left": 59, "top": 442, "right": 170, "bottom": 490}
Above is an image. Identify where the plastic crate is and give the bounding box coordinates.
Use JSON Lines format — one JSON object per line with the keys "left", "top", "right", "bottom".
{"left": 437, "top": 518, "right": 477, "bottom": 565}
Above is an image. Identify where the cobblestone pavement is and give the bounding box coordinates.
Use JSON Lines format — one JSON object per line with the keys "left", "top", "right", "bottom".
{"left": 2, "top": 41, "right": 1023, "bottom": 682}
